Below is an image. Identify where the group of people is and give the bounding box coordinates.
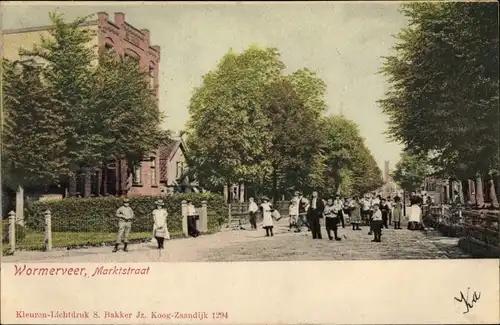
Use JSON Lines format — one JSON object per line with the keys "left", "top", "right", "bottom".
{"left": 248, "top": 190, "right": 427, "bottom": 243}
{"left": 112, "top": 198, "right": 200, "bottom": 253}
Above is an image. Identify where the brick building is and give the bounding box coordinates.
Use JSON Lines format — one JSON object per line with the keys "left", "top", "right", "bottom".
{"left": 3, "top": 12, "right": 162, "bottom": 198}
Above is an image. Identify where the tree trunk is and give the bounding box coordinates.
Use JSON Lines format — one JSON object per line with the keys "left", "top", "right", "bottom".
{"left": 69, "top": 174, "right": 77, "bottom": 197}
{"left": 475, "top": 174, "right": 485, "bottom": 207}
{"left": 488, "top": 178, "right": 499, "bottom": 208}
{"left": 456, "top": 180, "right": 465, "bottom": 204}
{"left": 272, "top": 169, "right": 279, "bottom": 204}
{"left": 83, "top": 167, "right": 92, "bottom": 197}
{"left": 467, "top": 179, "right": 476, "bottom": 205}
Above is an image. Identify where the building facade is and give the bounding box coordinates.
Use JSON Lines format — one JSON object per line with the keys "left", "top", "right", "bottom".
{"left": 3, "top": 12, "right": 162, "bottom": 198}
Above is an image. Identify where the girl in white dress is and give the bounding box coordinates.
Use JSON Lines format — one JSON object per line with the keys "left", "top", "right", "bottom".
{"left": 288, "top": 199, "right": 299, "bottom": 231}
{"left": 260, "top": 197, "right": 274, "bottom": 237}
{"left": 152, "top": 200, "right": 169, "bottom": 250}
{"left": 408, "top": 197, "right": 423, "bottom": 230}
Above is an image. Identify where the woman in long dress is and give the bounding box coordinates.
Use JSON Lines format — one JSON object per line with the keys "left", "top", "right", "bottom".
{"left": 152, "top": 199, "right": 169, "bottom": 250}
{"left": 350, "top": 196, "right": 362, "bottom": 230}
{"left": 260, "top": 197, "right": 274, "bottom": 237}
{"left": 408, "top": 197, "right": 423, "bottom": 230}
{"left": 392, "top": 196, "right": 403, "bottom": 229}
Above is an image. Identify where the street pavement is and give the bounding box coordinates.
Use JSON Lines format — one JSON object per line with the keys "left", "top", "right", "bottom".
{"left": 1, "top": 218, "right": 470, "bottom": 263}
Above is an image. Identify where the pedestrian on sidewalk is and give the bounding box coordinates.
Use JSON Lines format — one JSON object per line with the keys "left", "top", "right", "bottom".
{"left": 248, "top": 197, "right": 259, "bottom": 230}
{"left": 307, "top": 191, "right": 324, "bottom": 239}
{"left": 260, "top": 197, "right": 274, "bottom": 237}
{"left": 324, "top": 197, "right": 341, "bottom": 241}
{"left": 371, "top": 204, "right": 383, "bottom": 242}
{"left": 113, "top": 198, "right": 134, "bottom": 253}
{"left": 334, "top": 195, "right": 345, "bottom": 228}
{"left": 294, "top": 191, "right": 309, "bottom": 231}
{"left": 288, "top": 199, "right": 299, "bottom": 231}
{"left": 392, "top": 196, "right": 403, "bottom": 229}
{"left": 152, "top": 200, "right": 169, "bottom": 251}
{"left": 187, "top": 200, "right": 200, "bottom": 237}
{"left": 361, "top": 195, "right": 371, "bottom": 226}
{"left": 380, "top": 198, "right": 390, "bottom": 229}
{"left": 350, "top": 196, "right": 362, "bottom": 230}
{"left": 408, "top": 197, "right": 423, "bottom": 231}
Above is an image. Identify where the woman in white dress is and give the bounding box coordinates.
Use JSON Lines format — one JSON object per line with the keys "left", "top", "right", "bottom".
{"left": 260, "top": 197, "right": 274, "bottom": 237}
{"left": 408, "top": 197, "right": 423, "bottom": 230}
{"left": 152, "top": 200, "right": 170, "bottom": 250}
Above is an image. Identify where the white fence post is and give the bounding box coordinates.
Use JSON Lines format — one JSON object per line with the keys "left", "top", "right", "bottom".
{"left": 181, "top": 200, "right": 188, "bottom": 237}
{"left": 200, "top": 200, "right": 208, "bottom": 232}
{"left": 44, "top": 209, "right": 52, "bottom": 252}
{"left": 8, "top": 210, "right": 16, "bottom": 254}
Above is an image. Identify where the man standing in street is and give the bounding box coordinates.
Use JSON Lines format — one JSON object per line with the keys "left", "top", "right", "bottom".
{"left": 113, "top": 198, "right": 134, "bottom": 252}
{"left": 307, "top": 190, "right": 325, "bottom": 239}
{"left": 293, "top": 190, "right": 309, "bottom": 232}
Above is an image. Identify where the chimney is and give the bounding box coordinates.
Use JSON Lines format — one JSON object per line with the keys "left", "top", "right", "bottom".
{"left": 140, "top": 29, "right": 150, "bottom": 45}
{"left": 114, "top": 12, "right": 125, "bottom": 25}
{"left": 97, "top": 12, "right": 109, "bottom": 24}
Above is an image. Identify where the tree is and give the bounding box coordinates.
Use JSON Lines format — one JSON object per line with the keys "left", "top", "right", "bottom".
{"left": 261, "top": 78, "right": 326, "bottom": 201}
{"left": 378, "top": 2, "right": 499, "bottom": 196}
{"left": 2, "top": 60, "right": 67, "bottom": 189}
{"left": 2, "top": 12, "right": 168, "bottom": 194}
{"left": 392, "top": 151, "right": 430, "bottom": 192}
{"left": 185, "top": 45, "right": 330, "bottom": 198}
{"left": 321, "top": 116, "right": 383, "bottom": 196}
{"left": 185, "top": 46, "right": 282, "bottom": 189}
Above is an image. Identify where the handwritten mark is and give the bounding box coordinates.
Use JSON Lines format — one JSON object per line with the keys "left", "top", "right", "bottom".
{"left": 454, "top": 287, "right": 481, "bottom": 314}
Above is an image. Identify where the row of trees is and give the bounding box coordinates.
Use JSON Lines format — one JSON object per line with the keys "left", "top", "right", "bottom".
{"left": 184, "top": 45, "right": 383, "bottom": 200}
{"left": 380, "top": 2, "right": 499, "bottom": 206}
{"left": 2, "top": 13, "right": 169, "bottom": 194}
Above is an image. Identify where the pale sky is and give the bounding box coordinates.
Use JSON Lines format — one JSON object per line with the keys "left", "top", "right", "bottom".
{"left": 2, "top": 1, "right": 406, "bottom": 169}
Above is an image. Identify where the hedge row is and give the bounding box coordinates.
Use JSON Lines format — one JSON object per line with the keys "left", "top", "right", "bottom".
{"left": 24, "top": 193, "right": 228, "bottom": 233}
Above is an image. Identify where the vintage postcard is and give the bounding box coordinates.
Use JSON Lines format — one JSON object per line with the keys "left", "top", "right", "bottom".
{"left": 1, "top": 1, "right": 499, "bottom": 324}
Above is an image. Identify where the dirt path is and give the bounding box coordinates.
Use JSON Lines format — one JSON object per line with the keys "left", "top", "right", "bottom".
{"left": 1, "top": 218, "right": 469, "bottom": 263}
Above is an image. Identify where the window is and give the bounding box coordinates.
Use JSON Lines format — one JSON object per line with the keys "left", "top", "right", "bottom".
{"left": 150, "top": 158, "right": 157, "bottom": 186}
{"left": 149, "top": 66, "right": 155, "bottom": 89}
{"left": 133, "top": 164, "right": 142, "bottom": 184}
{"left": 176, "top": 162, "right": 184, "bottom": 179}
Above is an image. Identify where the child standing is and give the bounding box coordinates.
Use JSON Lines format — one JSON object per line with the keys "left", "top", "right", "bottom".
{"left": 323, "top": 197, "right": 341, "bottom": 241}
{"left": 248, "top": 197, "right": 259, "bottom": 230}
{"left": 260, "top": 197, "right": 274, "bottom": 237}
{"left": 350, "top": 196, "right": 362, "bottom": 230}
{"left": 392, "top": 196, "right": 403, "bottom": 229}
{"left": 380, "top": 198, "right": 390, "bottom": 229}
{"left": 288, "top": 199, "right": 299, "bottom": 232}
{"left": 371, "top": 204, "right": 383, "bottom": 242}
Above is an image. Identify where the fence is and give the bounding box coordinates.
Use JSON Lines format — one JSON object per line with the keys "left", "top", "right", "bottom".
{"left": 424, "top": 205, "right": 499, "bottom": 258}
{"left": 3, "top": 200, "right": 214, "bottom": 255}
{"left": 226, "top": 201, "right": 290, "bottom": 229}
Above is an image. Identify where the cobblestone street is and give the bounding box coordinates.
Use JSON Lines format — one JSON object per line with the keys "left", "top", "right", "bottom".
{"left": 2, "top": 218, "right": 470, "bottom": 263}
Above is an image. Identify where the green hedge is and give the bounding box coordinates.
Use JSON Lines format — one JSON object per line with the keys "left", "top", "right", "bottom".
{"left": 25, "top": 193, "right": 228, "bottom": 233}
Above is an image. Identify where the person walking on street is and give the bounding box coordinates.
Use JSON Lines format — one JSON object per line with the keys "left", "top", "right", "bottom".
{"left": 260, "top": 197, "right": 274, "bottom": 237}
{"left": 294, "top": 191, "right": 309, "bottom": 231}
{"left": 307, "top": 191, "right": 325, "bottom": 239}
{"left": 152, "top": 200, "right": 169, "bottom": 252}
{"left": 371, "top": 204, "right": 383, "bottom": 242}
{"left": 334, "top": 195, "right": 345, "bottom": 228}
{"left": 324, "top": 197, "right": 342, "bottom": 241}
{"left": 288, "top": 199, "right": 299, "bottom": 231}
{"left": 380, "top": 198, "right": 390, "bottom": 229}
{"left": 361, "top": 195, "right": 371, "bottom": 226}
{"left": 392, "top": 195, "right": 403, "bottom": 229}
{"left": 248, "top": 197, "right": 259, "bottom": 230}
{"left": 187, "top": 200, "right": 200, "bottom": 237}
{"left": 113, "top": 198, "right": 134, "bottom": 252}
{"left": 350, "top": 196, "right": 362, "bottom": 230}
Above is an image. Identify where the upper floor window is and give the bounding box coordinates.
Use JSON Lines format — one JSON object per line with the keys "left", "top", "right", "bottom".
{"left": 176, "top": 162, "right": 184, "bottom": 179}
{"left": 150, "top": 158, "right": 157, "bottom": 186}
{"left": 133, "top": 164, "right": 142, "bottom": 184}
{"left": 149, "top": 66, "right": 155, "bottom": 89}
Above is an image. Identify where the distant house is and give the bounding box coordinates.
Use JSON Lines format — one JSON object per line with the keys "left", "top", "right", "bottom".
{"left": 159, "top": 138, "right": 192, "bottom": 194}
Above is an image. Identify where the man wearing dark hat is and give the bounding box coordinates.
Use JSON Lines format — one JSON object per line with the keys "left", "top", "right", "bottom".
{"left": 113, "top": 198, "right": 134, "bottom": 252}
{"left": 307, "top": 190, "right": 325, "bottom": 239}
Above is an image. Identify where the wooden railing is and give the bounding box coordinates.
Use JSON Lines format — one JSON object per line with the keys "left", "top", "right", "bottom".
{"left": 424, "top": 205, "right": 499, "bottom": 258}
